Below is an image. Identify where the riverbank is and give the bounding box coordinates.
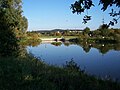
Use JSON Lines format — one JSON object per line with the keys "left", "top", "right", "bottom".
{"left": 40, "top": 36, "right": 78, "bottom": 41}
{"left": 0, "top": 55, "right": 120, "bottom": 90}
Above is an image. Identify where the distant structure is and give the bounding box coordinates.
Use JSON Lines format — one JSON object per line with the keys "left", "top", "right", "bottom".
{"left": 34, "top": 29, "right": 83, "bottom": 34}
{"left": 102, "top": 14, "right": 105, "bottom": 25}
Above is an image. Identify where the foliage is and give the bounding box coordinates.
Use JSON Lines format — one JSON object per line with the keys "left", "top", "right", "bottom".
{"left": 71, "top": 0, "right": 94, "bottom": 23}
{"left": 64, "top": 59, "right": 81, "bottom": 72}
{"left": 71, "top": 0, "right": 120, "bottom": 26}
{"left": 0, "top": 55, "right": 120, "bottom": 90}
{"left": 83, "top": 27, "right": 90, "bottom": 34}
{"left": 114, "top": 34, "right": 120, "bottom": 42}
{"left": 20, "top": 39, "right": 41, "bottom": 47}
{"left": 0, "top": 0, "right": 28, "bottom": 56}
{"left": 40, "top": 30, "right": 82, "bottom": 37}
{"left": 70, "top": 38, "right": 120, "bottom": 54}
{"left": 51, "top": 42, "right": 62, "bottom": 46}
{"left": 27, "top": 32, "right": 41, "bottom": 40}
{"left": 98, "top": 26, "right": 110, "bottom": 37}
{"left": 18, "top": 32, "right": 41, "bottom": 47}
{"left": 99, "top": 24, "right": 109, "bottom": 29}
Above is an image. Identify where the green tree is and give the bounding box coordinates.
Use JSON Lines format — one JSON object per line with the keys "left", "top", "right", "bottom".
{"left": 99, "top": 24, "right": 110, "bottom": 36}
{"left": 83, "top": 27, "right": 90, "bottom": 34}
{"left": 0, "top": 0, "right": 28, "bottom": 56}
{"left": 99, "top": 24, "right": 109, "bottom": 30}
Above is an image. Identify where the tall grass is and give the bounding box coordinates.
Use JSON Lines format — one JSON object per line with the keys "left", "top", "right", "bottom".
{"left": 0, "top": 55, "right": 120, "bottom": 90}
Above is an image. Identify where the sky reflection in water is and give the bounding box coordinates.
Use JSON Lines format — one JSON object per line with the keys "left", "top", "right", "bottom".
{"left": 27, "top": 42, "right": 120, "bottom": 81}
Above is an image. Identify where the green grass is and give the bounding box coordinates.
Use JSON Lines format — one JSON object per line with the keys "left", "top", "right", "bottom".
{"left": 64, "top": 36, "right": 78, "bottom": 40}
{"left": 40, "top": 35, "right": 78, "bottom": 39}
{"left": 0, "top": 55, "right": 120, "bottom": 90}
{"left": 40, "top": 35, "right": 62, "bottom": 38}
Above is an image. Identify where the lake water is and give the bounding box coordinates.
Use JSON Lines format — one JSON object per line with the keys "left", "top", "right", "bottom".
{"left": 27, "top": 41, "right": 120, "bottom": 81}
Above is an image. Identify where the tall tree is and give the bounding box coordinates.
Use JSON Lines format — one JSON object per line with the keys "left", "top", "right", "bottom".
{"left": 0, "top": 0, "right": 28, "bottom": 56}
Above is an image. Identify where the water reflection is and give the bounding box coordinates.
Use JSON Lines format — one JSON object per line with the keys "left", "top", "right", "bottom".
{"left": 46, "top": 41, "right": 120, "bottom": 54}
{"left": 63, "top": 41, "right": 120, "bottom": 54}
{"left": 27, "top": 41, "right": 120, "bottom": 81}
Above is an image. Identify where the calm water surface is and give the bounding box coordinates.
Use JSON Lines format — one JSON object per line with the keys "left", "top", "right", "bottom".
{"left": 27, "top": 42, "right": 120, "bottom": 80}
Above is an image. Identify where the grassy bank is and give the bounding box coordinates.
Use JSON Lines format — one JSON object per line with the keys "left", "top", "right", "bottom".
{"left": 0, "top": 55, "right": 120, "bottom": 90}
{"left": 40, "top": 35, "right": 78, "bottom": 40}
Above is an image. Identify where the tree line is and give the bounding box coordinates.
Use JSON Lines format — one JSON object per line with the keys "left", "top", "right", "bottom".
{"left": 0, "top": 0, "right": 120, "bottom": 56}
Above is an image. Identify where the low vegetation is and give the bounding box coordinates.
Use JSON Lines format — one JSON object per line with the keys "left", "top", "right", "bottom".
{"left": 19, "top": 32, "right": 41, "bottom": 47}
{"left": 0, "top": 55, "right": 120, "bottom": 90}
{"left": 0, "top": 0, "right": 120, "bottom": 89}
{"left": 36, "top": 26, "right": 120, "bottom": 44}
{"left": 51, "top": 42, "right": 62, "bottom": 46}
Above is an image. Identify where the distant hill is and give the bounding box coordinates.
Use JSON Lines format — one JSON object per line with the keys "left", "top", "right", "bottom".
{"left": 29, "top": 29, "right": 83, "bottom": 33}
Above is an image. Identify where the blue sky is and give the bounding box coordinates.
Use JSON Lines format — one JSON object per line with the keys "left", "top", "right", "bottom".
{"left": 22, "top": 0, "right": 120, "bottom": 31}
